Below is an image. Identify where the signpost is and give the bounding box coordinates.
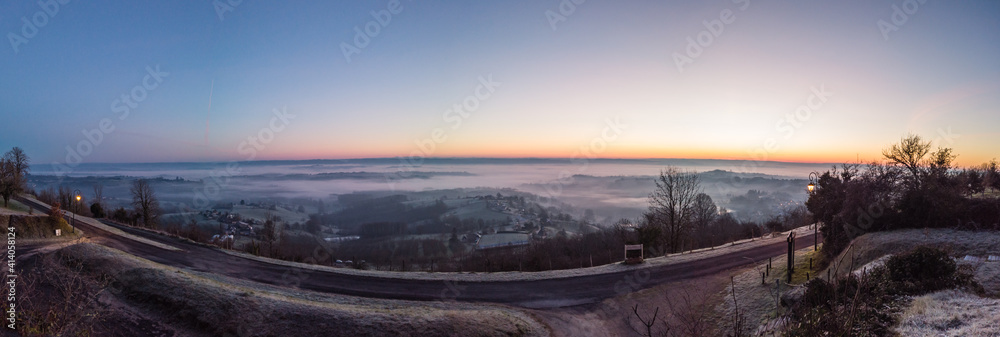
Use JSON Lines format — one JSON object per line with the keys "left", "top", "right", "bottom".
{"left": 787, "top": 232, "right": 796, "bottom": 283}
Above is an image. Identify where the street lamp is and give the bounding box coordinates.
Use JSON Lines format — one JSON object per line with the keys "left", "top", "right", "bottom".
{"left": 806, "top": 173, "right": 819, "bottom": 251}
{"left": 72, "top": 189, "right": 81, "bottom": 233}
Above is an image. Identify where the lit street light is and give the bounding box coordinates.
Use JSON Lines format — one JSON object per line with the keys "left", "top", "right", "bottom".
{"left": 72, "top": 189, "right": 81, "bottom": 233}
{"left": 806, "top": 172, "right": 819, "bottom": 251}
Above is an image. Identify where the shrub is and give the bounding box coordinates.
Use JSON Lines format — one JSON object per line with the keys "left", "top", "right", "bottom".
{"left": 787, "top": 246, "right": 980, "bottom": 336}
{"left": 884, "top": 246, "right": 956, "bottom": 295}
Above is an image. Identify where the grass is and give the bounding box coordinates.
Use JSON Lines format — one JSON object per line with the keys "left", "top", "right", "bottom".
{"left": 0, "top": 199, "right": 32, "bottom": 214}
{"left": 1, "top": 215, "right": 81, "bottom": 240}
{"left": 49, "top": 243, "right": 549, "bottom": 336}
{"left": 823, "top": 228, "right": 1000, "bottom": 280}
{"left": 895, "top": 289, "right": 1000, "bottom": 336}
{"left": 717, "top": 244, "right": 823, "bottom": 335}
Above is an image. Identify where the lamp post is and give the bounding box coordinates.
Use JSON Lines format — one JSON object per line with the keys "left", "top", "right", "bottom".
{"left": 72, "top": 189, "right": 81, "bottom": 233}
{"left": 806, "top": 172, "right": 819, "bottom": 251}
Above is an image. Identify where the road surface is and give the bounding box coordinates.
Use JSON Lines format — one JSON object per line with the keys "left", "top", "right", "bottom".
{"left": 15, "top": 196, "right": 820, "bottom": 308}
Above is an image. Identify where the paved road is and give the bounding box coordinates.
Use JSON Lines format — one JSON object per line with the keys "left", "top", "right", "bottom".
{"left": 14, "top": 196, "right": 820, "bottom": 308}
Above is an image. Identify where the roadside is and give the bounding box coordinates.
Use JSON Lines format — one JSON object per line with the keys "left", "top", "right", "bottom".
{"left": 718, "top": 228, "right": 1000, "bottom": 336}
{"left": 213, "top": 226, "right": 818, "bottom": 283}
{"left": 16, "top": 242, "right": 550, "bottom": 336}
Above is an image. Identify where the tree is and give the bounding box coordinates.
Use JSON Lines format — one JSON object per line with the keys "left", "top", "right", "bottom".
{"left": 305, "top": 214, "right": 322, "bottom": 235}
{"left": 690, "top": 193, "right": 717, "bottom": 247}
{"left": 0, "top": 159, "right": 14, "bottom": 207}
{"left": 49, "top": 202, "right": 64, "bottom": 226}
{"left": 882, "top": 134, "right": 931, "bottom": 187}
{"left": 92, "top": 183, "right": 104, "bottom": 208}
{"left": 89, "top": 202, "right": 106, "bottom": 219}
{"left": 130, "top": 179, "right": 160, "bottom": 228}
{"left": 646, "top": 167, "right": 701, "bottom": 253}
{"left": 0, "top": 147, "right": 30, "bottom": 207}
{"left": 983, "top": 159, "right": 1000, "bottom": 191}
{"left": 263, "top": 213, "right": 279, "bottom": 257}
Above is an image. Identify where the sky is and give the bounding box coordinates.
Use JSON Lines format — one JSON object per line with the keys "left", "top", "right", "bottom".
{"left": 1, "top": 0, "right": 998, "bottom": 168}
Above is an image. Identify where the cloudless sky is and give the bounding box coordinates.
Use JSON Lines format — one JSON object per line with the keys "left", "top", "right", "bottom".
{"left": 1, "top": 0, "right": 998, "bottom": 167}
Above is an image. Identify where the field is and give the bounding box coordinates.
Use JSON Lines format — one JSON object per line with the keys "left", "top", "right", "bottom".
{"left": 443, "top": 199, "right": 513, "bottom": 223}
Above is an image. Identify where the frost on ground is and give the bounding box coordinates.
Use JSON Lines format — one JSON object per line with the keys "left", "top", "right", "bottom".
{"left": 48, "top": 243, "right": 549, "bottom": 337}
{"left": 717, "top": 245, "right": 819, "bottom": 335}
{"left": 825, "top": 228, "right": 1000, "bottom": 280}
{"left": 895, "top": 290, "right": 1000, "bottom": 337}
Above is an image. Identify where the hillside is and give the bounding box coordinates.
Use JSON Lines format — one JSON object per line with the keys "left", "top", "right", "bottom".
{"left": 14, "top": 243, "right": 548, "bottom": 336}
{"left": 722, "top": 228, "right": 1000, "bottom": 336}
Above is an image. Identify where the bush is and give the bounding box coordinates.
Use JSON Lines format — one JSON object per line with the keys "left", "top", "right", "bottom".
{"left": 787, "top": 246, "right": 980, "bottom": 336}
{"left": 884, "top": 246, "right": 957, "bottom": 294}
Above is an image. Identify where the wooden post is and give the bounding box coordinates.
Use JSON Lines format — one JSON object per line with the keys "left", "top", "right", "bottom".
{"left": 775, "top": 278, "right": 780, "bottom": 317}
{"left": 786, "top": 232, "right": 795, "bottom": 283}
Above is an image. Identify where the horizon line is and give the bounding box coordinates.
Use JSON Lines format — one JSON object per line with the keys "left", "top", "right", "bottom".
{"left": 36, "top": 156, "right": 845, "bottom": 167}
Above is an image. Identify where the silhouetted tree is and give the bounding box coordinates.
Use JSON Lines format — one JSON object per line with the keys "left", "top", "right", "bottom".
{"left": 0, "top": 147, "right": 30, "bottom": 207}
{"left": 92, "top": 183, "right": 104, "bottom": 208}
{"left": 882, "top": 134, "right": 931, "bottom": 187}
{"left": 89, "top": 202, "right": 105, "bottom": 218}
{"left": 646, "top": 167, "right": 700, "bottom": 253}
{"left": 130, "top": 179, "right": 160, "bottom": 228}
{"left": 263, "top": 213, "right": 279, "bottom": 257}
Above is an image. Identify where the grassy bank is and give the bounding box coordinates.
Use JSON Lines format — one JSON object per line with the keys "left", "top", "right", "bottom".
{"left": 18, "top": 243, "right": 547, "bottom": 336}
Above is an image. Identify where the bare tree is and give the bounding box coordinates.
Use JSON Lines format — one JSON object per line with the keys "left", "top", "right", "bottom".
{"left": 130, "top": 179, "right": 160, "bottom": 228}
{"left": 663, "top": 284, "right": 717, "bottom": 337}
{"left": 882, "top": 134, "right": 930, "bottom": 185}
{"left": 19, "top": 253, "right": 109, "bottom": 335}
{"left": 647, "top": 167, "right": 701, "bottom": 253}
{"left": 626, "top": 304, "right": 668, "bottom": 337}
{"left": 92, "top": 183, "right": 104, "bottom": 207}
{"left": 0, "top": 159, "right": 13, "bottom": 207}
{"left": 0, "top": 147, "right": 30, "bottom": 207}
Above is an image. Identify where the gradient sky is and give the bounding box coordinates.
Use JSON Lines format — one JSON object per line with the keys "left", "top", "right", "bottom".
{"left": 2, "top": 0, "right": 998, "bottom": 167}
